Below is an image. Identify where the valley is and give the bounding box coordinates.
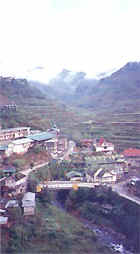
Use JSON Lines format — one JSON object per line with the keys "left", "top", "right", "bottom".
{"left": 0, "top": 63, "right": 140, "bottom": 253}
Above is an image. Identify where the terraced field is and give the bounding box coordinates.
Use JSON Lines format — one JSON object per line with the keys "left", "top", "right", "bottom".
{"left": 88, "top": 112, "right": 140, "bottom": 151}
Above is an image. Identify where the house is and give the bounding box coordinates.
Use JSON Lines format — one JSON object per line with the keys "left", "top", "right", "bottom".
{"left": 94, "top": 138, "right": 114, "bottom": 153}
{"left": 22, "top": 192, "right": 35, "bottom": 207}
{"left": 66, "top": 171, "right": 84, "bottom": 181}
{"left": 5, "top": 176, "right": 16, "bottom": 188}
{"left": 80, "top": 139, "right": 93, "bottom": 148}
{"left": 85, "top": 172, "right": 94, "bottom": 183}
{"left": 45, "top": 137, "right": 58, "bottom": 153}
{"left": 22, "top": 192, "right": 35, "bottom": 215}
{"left": 5, "top": 138, "right": 33, "bottom": 156}
{"left": 28, "top": 132, "right": 57, "bottom": 145}
{"left": 122, "top": 148, "right": 140, "bottom": 158}
{"left": 23, "top": 207, "right": 35, "bottom": 216}
{"left": 0, "top": 208, "right": 6, "bottom": 214}
{"left": 14, "top": 176, "right": 27, "bottom": 194}
{"left": 5, "top": 200, "right": 19, "bottom": 208}
{"left": 122, "top": 148, "right": 140, "bottom": 167}
{"left": 0, "top": 127, "right": 30, "bottom": 141}
{"left": 0, "top": 216, "right": 8, "bottom": 224}
{"left": 94, "top": 168, "right": 116, "bottom": 183}
{"left": 57, "top": 137, "right": 68, "bottom": 152}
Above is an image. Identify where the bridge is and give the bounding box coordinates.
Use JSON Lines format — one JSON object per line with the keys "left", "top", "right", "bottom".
{"left": 41, "top": 181, "right": 140, "bottom": 206}
{"left": 42, "top": 181, "right": 100, "bottom": 190}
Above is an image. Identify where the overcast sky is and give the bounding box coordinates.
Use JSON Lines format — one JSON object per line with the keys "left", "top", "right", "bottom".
{"left": 0, "top": 0, "right": 140, "bottom": 82}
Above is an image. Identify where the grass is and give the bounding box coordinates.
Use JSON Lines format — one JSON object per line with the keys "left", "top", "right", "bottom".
{"left": 16, "top": 201, "right": 112, "bottom": 254}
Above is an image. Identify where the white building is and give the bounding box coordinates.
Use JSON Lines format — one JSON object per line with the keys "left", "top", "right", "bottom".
{"left": 5, "top": 138, "right": 33, "bottom": 156}
{"left": 94, "top": 138, "right": 114, "bottom": 153}
{"left": 22, "top": 192, "right": 35, "bottom": 207}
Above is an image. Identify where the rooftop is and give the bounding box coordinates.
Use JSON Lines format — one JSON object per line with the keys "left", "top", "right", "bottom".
{"left": 123, "top": 148, "right": 140, "bottom": 157}
{"left": 66, "top": 171, "right": 83, "bottom": 178}
{"left": 28, "top": 132, "right": 56, "bottom": 142}
{"left": 12, "top": 138, "right": 33, "bottom": 145}
{"left": 0, "top": 127, "right": 30, "bottom": 133}
{"left": 0, "top": 145, "right": 8, "bottom": 151}
{"left": 22, "top": 192, "right": 35, "bottom": 202}
{"left": 3, "top": 167, "right": 16, "bottom": 173}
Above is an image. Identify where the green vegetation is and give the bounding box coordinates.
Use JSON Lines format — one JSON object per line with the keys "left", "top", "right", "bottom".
{"left": 1, "top": 198, "right": 112, "bottom": 254}
{"left": 57, "top": 187, "right": 140, "bottom": 252}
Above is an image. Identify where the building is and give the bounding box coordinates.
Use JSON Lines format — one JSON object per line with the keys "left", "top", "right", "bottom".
{"left": 29, "top": 132, "right": 68, "bottom": 154}
{"left": 94, "top": 138, "right": 114, "bottom": 153}
{"left": 5, "top": 200, "right": 19, "bottom": 208}
{"left": 45, "top": 137, "right": 58, "bottom": 153}
{"left": 94, "top": 168, "right": 116, "bottom": 183}
{"left": 122, "top": 148, "right": 140, "bottom": 167}
{"left": 80, "top": 139, "right": 93, "bottom": 148}
{"left": 0, "top": 127, "right": 30, "bottom": 141}
{"left": 0, "top": 216, "right": 8, "bottom": 225}
{"left": 22, "top": 192, "right": 35, "bottom": 207}
{"left": 122, "top": 148, "right": 140, "bottom": 158}
{"left": 66, "top": 171, "right": 84, "bottom": 181}
{"left": 57, "top": 137, "right": 68, "bottom": 152}
{"left": 22, "top": 192, "right": 35, "bottom": 215}
{"left": 28, "top": 131, "right": 58, "bottom": 153}
{"left": 5, "top": 176, "right": 16, "bottom": 188}
{"left": 28, "top": 131, "right": 57, "bottom": 143}
{"left": 5, "top": 138, "right": 33, "bottom": 156}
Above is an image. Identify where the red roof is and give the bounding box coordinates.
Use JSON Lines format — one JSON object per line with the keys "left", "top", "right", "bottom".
{"left": 123, "top": 148, "right": 140, "bottom": 157}
{"left": 99, "top": 137, "right": 105, "bottom": 145}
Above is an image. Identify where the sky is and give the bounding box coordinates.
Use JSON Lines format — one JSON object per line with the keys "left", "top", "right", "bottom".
{"left": 0, "top": 0, "right": 140, "bottom": 82}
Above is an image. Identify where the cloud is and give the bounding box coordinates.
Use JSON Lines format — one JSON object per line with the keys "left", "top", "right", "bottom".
{"left": 0, "top": 0, "right": 139, "bottom": 82}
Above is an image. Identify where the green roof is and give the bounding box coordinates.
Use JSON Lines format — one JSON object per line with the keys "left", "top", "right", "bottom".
{"left": 28, "top": 132, "right": 56, "bottom": 142}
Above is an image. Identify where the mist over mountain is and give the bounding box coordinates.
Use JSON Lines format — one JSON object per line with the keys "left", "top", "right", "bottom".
{"left": 30, "top": 69, "right": 99, "bottom": 103}
{"left": 1, "top": 61, "right": 140, "bottom": 114}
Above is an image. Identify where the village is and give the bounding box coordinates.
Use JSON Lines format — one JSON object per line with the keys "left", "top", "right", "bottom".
{"left": 0, "top": 122, "right": 140, "bottom": 228}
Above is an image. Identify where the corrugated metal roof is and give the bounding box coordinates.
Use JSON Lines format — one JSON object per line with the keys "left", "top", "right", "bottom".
{"left": 12, "top": 138, "right": 33, "bottom": 145}
{"left": 28, "top": 132, "right": 56, "bottom": 141}
{"left": 0, "top": 145, "right": 8, "bottom": 151}
{"left": 66, "top": 171, "right": 83, "bottom": 178}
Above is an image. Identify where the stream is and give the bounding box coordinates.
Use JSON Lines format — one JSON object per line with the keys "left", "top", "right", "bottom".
{"left": 51, "top": 200, "right": 134, "bottom": 254}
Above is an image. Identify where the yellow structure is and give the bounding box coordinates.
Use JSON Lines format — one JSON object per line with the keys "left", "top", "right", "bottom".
{"left": 36, "top": 184, "right": 42, "bottom": 192}
{"left": 72, "top": 184, "right": 78, "bottom": 190}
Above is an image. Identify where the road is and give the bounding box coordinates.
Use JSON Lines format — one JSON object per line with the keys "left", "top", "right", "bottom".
{"left": 21, "top": 161, "right": 49, "bottom": 176}
{"left": 46, "top": 181, "right": 100, "bottom": 189}
{"left": 59, "top": 140, "right": 76, "bottom": 161}
{"left": 15, "top": 161, "right": 49, "bottom": 186}
{"left": 112, "top": 181, "right": 140, "bottom": 206}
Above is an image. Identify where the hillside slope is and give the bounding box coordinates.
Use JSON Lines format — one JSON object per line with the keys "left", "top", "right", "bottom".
{"left": 91, "top": 62, "right": 140, "bottom": 112}
{"left": 33, "top": 62, "right": 140, "bottom": 113}
{"left": 0, "top": 76, "right": 48, "bottom": 106}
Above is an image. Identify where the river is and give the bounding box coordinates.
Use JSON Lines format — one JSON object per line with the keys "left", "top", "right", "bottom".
{"left": 51, "top": 200, "right": 134, "bottom": 254}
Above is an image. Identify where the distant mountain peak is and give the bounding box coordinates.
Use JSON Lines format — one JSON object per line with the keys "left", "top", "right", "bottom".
{"left": 121, "top": 61, "right": 140, "bottom": 71}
